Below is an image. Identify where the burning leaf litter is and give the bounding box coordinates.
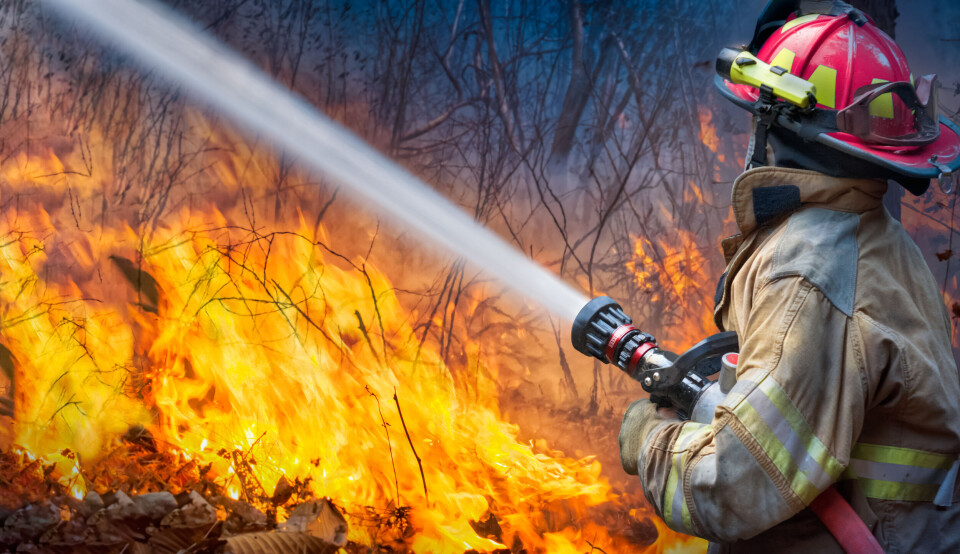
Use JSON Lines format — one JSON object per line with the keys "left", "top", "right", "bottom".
{"left": 0, "top": 132, "right": 700, "bottom": 551}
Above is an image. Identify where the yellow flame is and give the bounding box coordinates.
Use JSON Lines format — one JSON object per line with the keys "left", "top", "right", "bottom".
{"left": 0, "top": 204, "right": 624, "bottom": 551}
{"left": 0, "top": 104, "right": 703, "bottom": 551}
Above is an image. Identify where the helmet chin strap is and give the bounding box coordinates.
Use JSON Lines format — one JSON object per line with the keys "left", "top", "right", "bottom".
{"left": 746, "top": 115, "right": 773, "bottom": 170}
{"left": 744, "top": 117, "right": 759, "bottom": 172}
{"left": 746, "top": 87, "right": 786, "bottom": 170}
{"left": 745, "top": 116, "right": 775, "bottom": 171}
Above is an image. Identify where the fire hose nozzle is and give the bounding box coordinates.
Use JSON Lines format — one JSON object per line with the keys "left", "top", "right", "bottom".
{"left": 571, "top": 296, "right": 659, "bottom": 379}
{"left": 571, "top": 296, "right": 632, "bottom": 361}
{"left": 571, "top": 296, "right": 739, "bottom": 420}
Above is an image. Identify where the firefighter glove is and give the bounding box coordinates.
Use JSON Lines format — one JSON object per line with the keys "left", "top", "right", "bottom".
{"left": 619, "top": 399, "right": 675, "bottom": 475}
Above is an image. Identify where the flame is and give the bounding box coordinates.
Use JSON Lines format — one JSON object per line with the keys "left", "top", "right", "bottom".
{"left": 697, "top": 107, "right": 725, "bottom": 164}
{"left": 625, "top": 229, "right": 717, "bottom": 350}
{"left": 0, "top": 126, "right": 694, "bottom": 551}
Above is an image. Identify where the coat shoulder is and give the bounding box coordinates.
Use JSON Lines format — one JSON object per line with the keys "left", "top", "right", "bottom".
{"left": 766, "top": 208, "right": 860, "bottom": 317}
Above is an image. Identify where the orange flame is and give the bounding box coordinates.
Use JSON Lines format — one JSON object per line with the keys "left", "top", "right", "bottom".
{"left": 0, "top": 127, "right": 695, "bottom": 551}
{"left": 697, "top": 106, "right": 725, "bottom": 164}
{"left": 625, "top": 229, "right": 717, "bottom": 350}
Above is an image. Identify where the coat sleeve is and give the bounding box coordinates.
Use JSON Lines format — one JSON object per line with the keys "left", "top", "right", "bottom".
{"left": 635, "top": 276, "right": 867, "bottom": 542}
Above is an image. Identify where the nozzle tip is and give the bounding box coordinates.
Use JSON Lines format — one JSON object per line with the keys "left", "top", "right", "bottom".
{"left": 571, "top": 296, "right": 625, "bottom": 357}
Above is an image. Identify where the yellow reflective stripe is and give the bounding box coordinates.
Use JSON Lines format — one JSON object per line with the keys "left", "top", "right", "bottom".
{"left": 737, "top": 401, "right": 820, "bottom": 503}
{"left": 843, "top": 474, "right": 941, "bottom": 502}
{"left": 781, "top": 14, "right": 820, "bottom": 33}
{"left": 807, "top": 65, "right": 837, "bottom": 108}
{"left": 769, "top": 48, "right": 796, "bottom": 74}
{"left": 759, "top": 378, "right": 844, "bottom": 482}
{"left": 844, "top": 443, "right": 957, "bottom": 501}
{"left": 869, "top": 78, "right": 895, "bottom": 119}
{"left": 734, "top": 377, "right": 844, "bottom": 505}
{"left": 663, "top": 423, "right": 708, "bottom": 533}
{"left": 858, "top": 479, "right": 940, "bottom": 501}
{"left": 852, "top": 443, "right": 956, "bottom": 469}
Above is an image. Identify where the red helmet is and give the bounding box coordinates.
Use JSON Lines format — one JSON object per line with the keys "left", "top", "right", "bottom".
{"left": 714, "top": 0, "right": 960, "bottom": 193}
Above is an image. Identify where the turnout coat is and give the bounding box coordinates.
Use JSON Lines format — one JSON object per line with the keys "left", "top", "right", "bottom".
{"left": 633, "top": 167, "right": 960, "bottom": 552}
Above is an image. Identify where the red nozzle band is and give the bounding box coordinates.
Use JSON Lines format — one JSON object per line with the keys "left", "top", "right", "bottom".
{"left": 605, "top": 324, "right": 638, "bottom": 363}
{"left": 627, "top": 341, "right": 658, "bottom": 377}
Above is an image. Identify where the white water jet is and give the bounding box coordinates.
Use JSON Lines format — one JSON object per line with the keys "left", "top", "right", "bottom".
{"left": 44, "top": 0, "right": 589, "bottom": 320}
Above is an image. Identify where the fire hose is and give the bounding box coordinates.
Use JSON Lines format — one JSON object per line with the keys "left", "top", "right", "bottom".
{"left": 571, "top": 296, "right": 738, "bottom": 421}
{"left": 571, "top": 296, "right": 884, "bottom": 554}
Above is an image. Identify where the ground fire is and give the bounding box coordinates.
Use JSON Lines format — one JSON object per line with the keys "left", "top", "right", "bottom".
{"left": 0, "top": 115, "right": 707, "bottom": 552}
{"left": 2, "top": 0, "right": 960, "bottom": 553}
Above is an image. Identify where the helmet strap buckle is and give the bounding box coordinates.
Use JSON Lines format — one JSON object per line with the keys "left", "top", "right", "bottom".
{"left": 747, "top": 87, "right": 788, "bottom": 170}
{"left": 932, "top": 156, "right": 955, "bottom": 194}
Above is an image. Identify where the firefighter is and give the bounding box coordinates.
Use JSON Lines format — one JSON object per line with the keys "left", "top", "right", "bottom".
{"left": 618, "top": 0, "right": 960, "bottom": 551}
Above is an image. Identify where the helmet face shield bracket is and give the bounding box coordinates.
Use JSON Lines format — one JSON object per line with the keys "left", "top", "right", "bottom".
{"left": 835, "top": 76, "right": 941, "bottom": 147}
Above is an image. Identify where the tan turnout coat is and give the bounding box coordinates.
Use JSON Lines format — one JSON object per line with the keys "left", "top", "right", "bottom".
{"left": 636, "top": 167, "right": 960, "bottom": 552}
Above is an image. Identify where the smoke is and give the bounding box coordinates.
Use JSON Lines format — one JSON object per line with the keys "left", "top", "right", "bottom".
{"left": 43, "top": 0, "right": 590, "bottom": 322}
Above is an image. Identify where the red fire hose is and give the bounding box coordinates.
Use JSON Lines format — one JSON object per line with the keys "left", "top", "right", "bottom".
{"left": 809, "top": 486, "right": 885, "bottom": 553}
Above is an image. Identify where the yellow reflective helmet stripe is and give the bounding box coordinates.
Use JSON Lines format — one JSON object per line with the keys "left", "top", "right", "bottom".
{"left": 769, "top": 48, "right": 797, "bottom": 74}
{"left": 733, "top": 376, "right": 845, "bottom": 505}
{"left": 663, "top": 422, "right": 709, "bottom": 533}
{"left": 869, "top": 78, "right": 895, "bottom": 119}
{"left": 842, "top": 443, "right": 957, "bottom": 501}
{"left": 807, "top": 65, "right": 838, "bottom": 108}
{"left": 781, "top": 14, "right": 820, "bottom": 33}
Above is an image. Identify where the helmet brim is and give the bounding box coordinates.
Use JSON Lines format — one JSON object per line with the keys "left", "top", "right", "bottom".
{"left": 714, "top": 74, "right": 960, "bottom": 180}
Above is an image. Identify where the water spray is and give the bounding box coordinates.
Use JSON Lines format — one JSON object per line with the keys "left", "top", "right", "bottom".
{"left": 571, "top": 297, "right": 739, "bottom": 421}
{"left": 45, "top": 0, "right": 588, "bottom": 321}
{"left": 43, "top": 0, "right": 733, "bottom": 419}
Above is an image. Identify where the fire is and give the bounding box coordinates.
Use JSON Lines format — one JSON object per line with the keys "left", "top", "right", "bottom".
{"left": 625, "top": 229, "right": 717, "bottom": 351}
{"left": 697, "top": 106, "right": 725, "bottom": 163}
{"left": 0, "top": 126, "right": 693, "bottom": 551}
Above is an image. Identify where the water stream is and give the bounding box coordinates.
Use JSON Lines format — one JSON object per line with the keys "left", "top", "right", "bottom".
{"left": 45, "top": 0, "right": 590, "bottom": 321}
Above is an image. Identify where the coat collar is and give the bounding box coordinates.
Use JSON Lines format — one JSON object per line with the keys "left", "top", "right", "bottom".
{"left": 720, "top": 167, "right": 887, "bottom": 260}
{"left": 731, "top": 167, "right": 887, "bottom": 237}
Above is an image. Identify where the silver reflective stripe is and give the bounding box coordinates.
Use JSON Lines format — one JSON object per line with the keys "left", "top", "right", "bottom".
{"left": 747, "top": 384, "right": 834, "bottom": 491}
{"left": 671, "top": 426, "right": 705, "bottom": 529}
{"left": 850, "top": 458, "right": 949, "bottom": 485}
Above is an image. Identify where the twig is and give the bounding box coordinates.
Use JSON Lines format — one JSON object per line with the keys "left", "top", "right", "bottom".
{"left": 393, "top": 388, "right": 428, "bottom": 505}
{"left": 355, "top": 311, "right": 384, "bottom": 366}
{"left": 367, "top": 386, "right": 400, "bottom": 507}
{"left": 232, "top": 431, "right": 267, "bottom": 501}
{"left": 585, "top": 539, "right": 608, "bottom": 553}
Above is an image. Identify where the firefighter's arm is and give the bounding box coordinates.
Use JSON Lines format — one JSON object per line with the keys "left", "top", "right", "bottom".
{"left": 625, "top": 276, "right": 866, "bottom": 542}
